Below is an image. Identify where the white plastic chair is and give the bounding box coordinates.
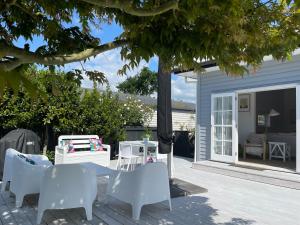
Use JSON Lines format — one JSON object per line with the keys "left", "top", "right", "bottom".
{"left": 37, "top": 164, "right": 97, "bottom": 224}
{"left": 116, "top": 142, "right": 141, "bottom": 171}
{"left": 2, "top": 148, "right": 52, "bottom": 193}
{"left": 107, "top": 162, "right": 172, "bottom": 220}
{"left": 10, "top": 154, "right": 52, "bottom": 208}
{"left": 2, "top": 148, "right": 19, "bottom": 192}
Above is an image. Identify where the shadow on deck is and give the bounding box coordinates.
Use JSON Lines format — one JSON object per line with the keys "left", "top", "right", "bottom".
{"left": 0, "top": 186, "right": 255, "bottom": 225}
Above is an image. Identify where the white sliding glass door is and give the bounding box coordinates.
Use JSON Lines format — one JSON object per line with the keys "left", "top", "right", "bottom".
{"left": 211, "top": 93, "right": 237, "bottom": 163}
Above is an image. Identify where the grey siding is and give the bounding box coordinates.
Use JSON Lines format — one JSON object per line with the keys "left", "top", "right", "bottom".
{"left": 148, "top": 110, "right": 195, "bottom": 131}
{"left": 196, "top": 54, "right": 300, "bottom": 161}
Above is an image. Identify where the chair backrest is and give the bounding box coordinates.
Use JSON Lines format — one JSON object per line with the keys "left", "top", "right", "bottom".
{"left": 119, "top": 142, "right": 133, "bottom": 157}
{"left": 58, "top": 135, "right": 99, "bottom": 150}
{"left": 26, "top": 154, "right": 52, "bottom": 166}
{"left": 108, "top": 162, "right": 170, "bottom": 205}
{"left": 39, "top": 164, "right": 97, "bottom": 209}
{"left": 247, "top": 133, "right": 266, "bottom": 145}
{"left": 3, "top": 148, "right": 20, "bottom": 181}
{"left": 136, "top": 162, "right": 170, "bottom": 202}
{"left": 10, "top": 154, "right": 45, "bottom": 194}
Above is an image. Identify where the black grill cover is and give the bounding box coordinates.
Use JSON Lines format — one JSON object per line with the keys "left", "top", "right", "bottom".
{"left": 0, "top": 129, "right": 41, "bottom": 176}
{"left": 157, "top": 59, "right": 173, "bottom": 154}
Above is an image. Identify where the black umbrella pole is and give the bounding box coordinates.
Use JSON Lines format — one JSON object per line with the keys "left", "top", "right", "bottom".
{"left": 157, "top": 58, "right": 173, "bottom": 177}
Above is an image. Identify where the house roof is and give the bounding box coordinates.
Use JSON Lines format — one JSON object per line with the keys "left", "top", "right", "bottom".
{"left": 175, "top": 48, "right": 300, "bottom": 79}
{"left": 117, "top": 92, "right": 195, "bottom": 111}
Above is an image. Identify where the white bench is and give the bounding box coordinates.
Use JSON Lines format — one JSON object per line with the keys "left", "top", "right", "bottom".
{"left": 55, "top": 135, "right": 111, "bottom": 167}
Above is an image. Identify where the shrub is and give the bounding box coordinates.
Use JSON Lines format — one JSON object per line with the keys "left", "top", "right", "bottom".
{"left": 0, "top": 68, "right": 154, "bottom": 148}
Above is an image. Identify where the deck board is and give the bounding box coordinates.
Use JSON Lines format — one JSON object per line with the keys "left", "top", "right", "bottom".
{"left": 0, "top": 157, "right": 300, "bottom": 225}
{"left": 0, "top": 193, "right": 32, "bottom": 225}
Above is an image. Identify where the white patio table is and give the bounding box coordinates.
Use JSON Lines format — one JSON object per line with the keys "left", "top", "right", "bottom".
{"left": 121, "top": 141, "right": 158, "bottom": 164}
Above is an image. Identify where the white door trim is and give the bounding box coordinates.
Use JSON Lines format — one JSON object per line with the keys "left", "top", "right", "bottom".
{"left": 237, "top": 83, "right": 299, "bottom": 172}
{"left": 211, "top": 92, "right": 238, "bottom": 163}
{"left": 296, "top": 85, "right": 300, "bottom": 173}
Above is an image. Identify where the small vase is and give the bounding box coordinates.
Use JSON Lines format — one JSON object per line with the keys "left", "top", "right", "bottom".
{"left": 143, "top": 137, "right": 149, "bottom": 143}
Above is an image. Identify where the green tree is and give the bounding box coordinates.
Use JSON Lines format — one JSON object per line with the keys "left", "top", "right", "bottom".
{"left": 0, "top": 0, "right": 299, "bottom": 81}
{"left": 117, "top": 67, "right": 158, "bottom": 95}
{"left": 0, "top": 89, "right": 41, "bottom": 131}
{"left": 0, "top": 67, "right": 83, "bottom": 143}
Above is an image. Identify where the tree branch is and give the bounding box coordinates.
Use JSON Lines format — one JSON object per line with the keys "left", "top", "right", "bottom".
{"left": 0, "top": 39, "right": 127, "bottom": 71}
{"left": 12, "top": 3, "right": 40, "bottom": 21}
{"left": 80, "top": 0, "right": 178, "bottom": 17}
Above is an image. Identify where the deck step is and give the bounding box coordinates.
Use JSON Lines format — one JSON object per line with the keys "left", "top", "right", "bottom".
{"left": 192, "top": 161, "right": 300, "bottom": 190}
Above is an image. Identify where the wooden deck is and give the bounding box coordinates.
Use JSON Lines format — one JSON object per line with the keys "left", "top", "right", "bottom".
{"left": 1, "top": 157, "right": 300, "bottom": 225}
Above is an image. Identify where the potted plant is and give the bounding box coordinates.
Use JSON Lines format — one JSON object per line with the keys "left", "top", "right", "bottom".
{"left": 143, "top": 127, "right": 152, "bottom": 143}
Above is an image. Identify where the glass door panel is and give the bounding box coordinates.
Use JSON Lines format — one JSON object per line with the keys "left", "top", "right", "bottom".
{"left": 211, "top": 93, "right": 236, "bottom": 162}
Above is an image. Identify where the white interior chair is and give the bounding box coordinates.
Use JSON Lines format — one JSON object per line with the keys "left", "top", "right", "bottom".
{"left": 10, "top": 154, "right": 52, "bottom": 208}
{"left": 107, "top": 162, "right": 171, "bottom": 220}
{"left": 37, "top": 164, "right": 97, "bottom": 224}
{"left": 116, "top": 142, "right": 141, "bottom": 171}
{"left": 244, "top": 133, "right": 267, "bottom": 160}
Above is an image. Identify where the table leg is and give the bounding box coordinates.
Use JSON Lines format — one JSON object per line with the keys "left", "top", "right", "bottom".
{"left": 269, "top": 144, "right": 273, "bottom": 160}
{"left": 283, "top": 144, "right": 286, "bottom": 162}
{"left": 144, "top": 144, "right": 148, "bottom": 164}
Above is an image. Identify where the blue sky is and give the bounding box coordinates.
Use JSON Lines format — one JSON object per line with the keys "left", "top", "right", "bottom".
{"left": 14, "top": 19, "right": 196, "bottom": 103}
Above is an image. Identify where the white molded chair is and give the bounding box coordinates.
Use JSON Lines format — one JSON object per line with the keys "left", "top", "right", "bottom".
{"left": 37, "top": 164, "right": 97, "bottom": 224}
{"left": 2, "top": 148, "right": 51, "bottom": 193}
{"left": 116, "top": 142, "right": 141, "bottom": 171}
{"left": 107, "top": 162, "right": 171, "bottom": 220}
{"left": 10, "top": 154, "right": 52, "bottom": 207}
{"left": 10, "top": 154, "right": 52, "bottom": 208}
{"left": 2, "top": 148, "right": 19, "bottom": 192}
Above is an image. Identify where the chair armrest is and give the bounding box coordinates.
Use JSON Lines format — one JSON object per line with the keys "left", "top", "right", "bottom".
{"left": 244, "top": 143, "right": 263, "bottom": 147}
{"left": 102, "top": 144, "right": 111, "bottom": 152}
{"left": 27, "top": 154, "right": 52, "bottom": 166}
{"left": 27, "top": 154, "right": 49, "bottom": 161}
{"left": 55, "top": 146, "right": 66, "bottom": 154}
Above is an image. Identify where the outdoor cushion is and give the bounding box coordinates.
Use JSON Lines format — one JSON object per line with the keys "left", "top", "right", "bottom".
{"left": 63, "top": 140, "right": 75, "bottom": 153}
{"left": 90, "top": 138, "right": 103, "bottom": 151}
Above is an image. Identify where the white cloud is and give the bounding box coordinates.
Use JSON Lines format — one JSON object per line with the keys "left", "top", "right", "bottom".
{"left": 171, "top": 76, "right": 196, "bottom": 103}
{"left": 64, "top": 48, "right": 148, "bottom": 91}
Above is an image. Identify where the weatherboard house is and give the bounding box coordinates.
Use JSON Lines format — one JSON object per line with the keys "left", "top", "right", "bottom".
{"left": 178, "top": 50, "right": 300, "bottom": 173}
